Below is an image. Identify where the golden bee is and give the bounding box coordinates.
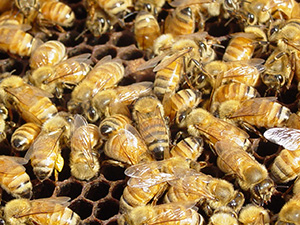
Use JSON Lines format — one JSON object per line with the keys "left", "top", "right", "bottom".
{"left": 85, "top": 0, "right": 115, "bottom": 37}
{"left": 118, "top": 202, "right": 204, "bottom": 225}
{"left": 180, "top": 108, "right": 251, "bottom": 151}
{"left": 134, "top": 11, "right": 161, "bottom": 52}
{"left": 132, "top": 95, "right": 170, "bottom": 160}
{"left": 0, "top": 75, "right": 58, "bottom": 125}
{"left": 220, "top": 97, "right": 291, "bottom": 129}
{"left": 0, "top": 24, "right": 42, "bottom": 57}
{"left": 210, "top": 82, "right": 260, "bottom": 117}
{"left": 208, "top": 207, "right": 239, "bottom": 225}
{"left": 223, "top": 26, "right": 268, "bottom": 62}
{"left": 68, "top": 55, "right": 124, "bottom": 113}
{"left": 214, "top": 140, "right": 275, "bottom": 205}
{"left": 170, "top": 136, "right": 204, "bottom": 161}
{"left": 104, "top": 123, "right": 152, "bottom": 166}
{"left": 86, "top": 81, "right": 153, "bottom": 122}
{"left": 25, "top": 112, "right": 73, "bottom": 181}
{"left": 164, "top": 6, "right": 195, "bottom": 37}
{"left": 238, "top": 204, "right": 270, "bottom": 225}
{"left": 4, "top": 197, "right": 81, "bottom": 225}
{"left": 0, "top": 103, "right": 8, "bottom": 142}
{"left": 99, "top": 113, "right": 132, "bottom": 140}
{"left": 95, "top": 0, "right": 132, "bottom": 18}
{"left": 264, "top": 127, "right": 300, "bottom": 183}
{"left": 29, "top": 53, "right": 91, "bottom": 98}
{"left": 134, "top": 0, "right": 165, "bottom": 16}
{"left": 29, "top": 40, "right": 67, "bottom": 70}
{"left": 120, "top": 157, "right": 191, "bottom": 213}
{"left": 0, "top": 156, "right": 32, "bottom": 199}
{"left": 11, "top": 122, "right": 41, "bottom": 151}
{"left": 204, "top": 58, "right": 264, "bottom": 88}
{"left": 70, "top": 114, "right": 101, "bottom": 181}
{"left": 262, "top": 48, "right": 293, "bottom": 95}
{"left": 164, "top": 169, "right": 245, "bottom": 215}
{"left": 163, "top": 88, "right": 202, "bottom": 125}
{"left": 276, "top": 192, "right": 300, "bottom": 225}
{"left": 37, "top": 0, "right": 75, "bottom": 28}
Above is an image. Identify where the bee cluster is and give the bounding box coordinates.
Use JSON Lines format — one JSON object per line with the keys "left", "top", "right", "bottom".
{"left": 1, "top": 0, "right": 300, "bottom": 224}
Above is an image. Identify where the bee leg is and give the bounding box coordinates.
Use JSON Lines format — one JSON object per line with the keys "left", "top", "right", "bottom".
{"left": 101, "top": 159, "right": 128, "bottom": 168}
{"left": 238, "top": 121, "right": 266, "bottom": 141}
{"left": 54, "top": 154, "right": 64, "bottom": 182}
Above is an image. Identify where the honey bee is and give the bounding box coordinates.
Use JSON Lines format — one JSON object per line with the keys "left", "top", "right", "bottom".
{"left": 0, "top": 75, "right": 58, "bottom": 125}
{"left": 70, "top": 114, "right": 101, "bottom": 181}
{"left": 205, "top": 58, "right": 264, "bottom": 88}
{"left": 37, "top": 0, "right": 75, "bottom": 28}
{"left": 95, "top": 0, "right": 132, "bottom": 18}
{"left": 29, "top": 53, "right": 92, "bottom": 98}
{"left": 0, "top": 8, "right": 25, "bottom": 26}
{"left": 68, "top": 55, "right": 124, "bottom": 114}
{"left": 134, "top": 0, "right": 165, "bottom": 16}
{"left": 24, "top": 112, "right": 73, "bottom": 181}
{"left": 0, "top": 24, "right": 42, "bottom": 57}
{"left": 118, "top": 202, "right": 204, "bottom": 225}
{"left": 165, "top": 169, "right": 245, "bottom": 215}
{"left": 170, "top": 136, "right": 204, "bottom": 161}
{"left": 241, "top": 0, "right": 300, "bottom": 26}
{"left": 4, "top": 197, "right": 81, "bottom": 225}
{"left": 85, "top": 0, "right": 115, "bottom": 37}
{"left": 264, "top": 127, "right": 300, "bottom": 183}
{"left": 134, "top": 11, "right": 161, "bottom": 52}
{"left": 99, "top": 114, "right": 131, "bottom": 140}
{"left": 276, "top": 192, "right": 300, "bottom": 225}
{"left": 164, "top": 6, "right": 195, "bottom": 37}
{"left": 0, "top": 103, "right": 8, "bottom": 142}
{"left": 0, "top": 156, "right": 32, "bottom": 199}
{"left": 180, "top": 108, "right": 251, "bottom": 151}
{"left": 120, "top": 157, "right": 192, "bottom": 213}
{"left": 104, "top": 123, "right": 152, "bottom": 166}
{"left": 132, "top": 95, "right": 170, "bottom": 160}
{"left": 163, "top": 89, "right": 202, "bottom": 125}
{"left": 238, "top": 204, "right": 270, "bottom": 225}
{"left": 262, "top": 48, "right": 293, "bottom": 94}
{"left": 86, "top": 81, "right": 153, "bottom": 122}
{"left": 214, "top": 140, "right": 275, "bottom": 205}
{"left": 210, "top": 82, "right": 260, "bottom": 117}
{"left": 11, "top": 122, "right": 41, "bottom": 151}
{"left": 223, "top": 26, "right": 268, "bottom": 61}
{"left": 221, "top": 97, "right": 291, "bottom": 129}
{"left": 14, "top": 0, "right": 38, "bottom": 21}
{"left": 29, "top": 40, "right": 67, "bottom": 70}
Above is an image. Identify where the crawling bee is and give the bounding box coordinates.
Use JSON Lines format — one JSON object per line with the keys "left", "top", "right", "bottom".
{"left": 276, "top": 192, "right": 300, "bottom": 225}
{"left": 264, "top": 127, "right": 300, "bottom": 183}
{"left": 215, "top": 140, "right": 275, "bottom": 205}
{"left": 4, "top": 197, "right": 81, "bottom": 225}
{"left": 70, "top": 114, "right": 101, "bottom": 181}
{"left": 133, "top": 95, "right": 170, "bottom": 160}
{"left": 0, "top": 156, "right": 32, "bottom": 199}
{"left": 29, "top": 53, "right": 91, "bottom": 98}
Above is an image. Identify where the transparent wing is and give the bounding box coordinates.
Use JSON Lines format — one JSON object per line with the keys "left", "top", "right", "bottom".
{"left": 264, "top": 127, "right": 300, "bottom": 151}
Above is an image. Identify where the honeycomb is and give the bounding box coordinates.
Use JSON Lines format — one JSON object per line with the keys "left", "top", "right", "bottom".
{"left": 1, "top": 0, "right": 300, "bottom": 224}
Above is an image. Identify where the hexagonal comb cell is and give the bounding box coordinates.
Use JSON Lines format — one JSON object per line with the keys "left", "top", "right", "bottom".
{"left": 69, "top": 199, "right": 94, "bottom": 220}
{"left": 95, "top": 199, "right": 119, "bottom": 220}
{"left": 85, "top": 181, "right": 110, "bottom": 201}
{"left": 55, "top": 180, "right": 83, "bottom": 200}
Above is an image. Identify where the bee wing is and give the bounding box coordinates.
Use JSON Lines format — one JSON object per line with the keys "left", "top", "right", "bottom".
{"left": 264, "top": 127, "right": 300, "bottom": 151}
{"left": 24, "top": 129, "right": 63, "bottom": 161}
{"left": 0, "top": 24, "right": 32, "bottom": 32}
{"left": 153, "top": 48, "right": 191, "bottom": 72}
{"left": 169, "top": 0, "right": 216, "bottom": 7}
{"left": 6, "top": 84, "right": 54, "bottom": 100}
{"left": 0, "top": 155, "right": 29, "bottom": 165}
{"left": 224, "top": 59, "right": 265, "bottom": 78}
{"left": 73, "top": 114, "right": 88, "bottom": 130}
{"left": 0, "top": 156, "right": 27, "bottom": 177}
{"left": 143, "top": 202, "right": 196, "bottom": 224}
{"left": 93, "top": 55, "right": 112, "bottom": 69}
{"left": 136, "top": 52, "right": 170, "bottom": 71}
{"left": 230, "top": 97, "right": 278, "bottom": 118}
{"left": 16, "top": 197, "right": 71, "bottom": 218}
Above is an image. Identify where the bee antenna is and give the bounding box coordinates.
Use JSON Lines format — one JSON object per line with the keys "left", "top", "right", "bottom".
{"left": 75, "top": 28, "right": 88, "bottom": 41}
